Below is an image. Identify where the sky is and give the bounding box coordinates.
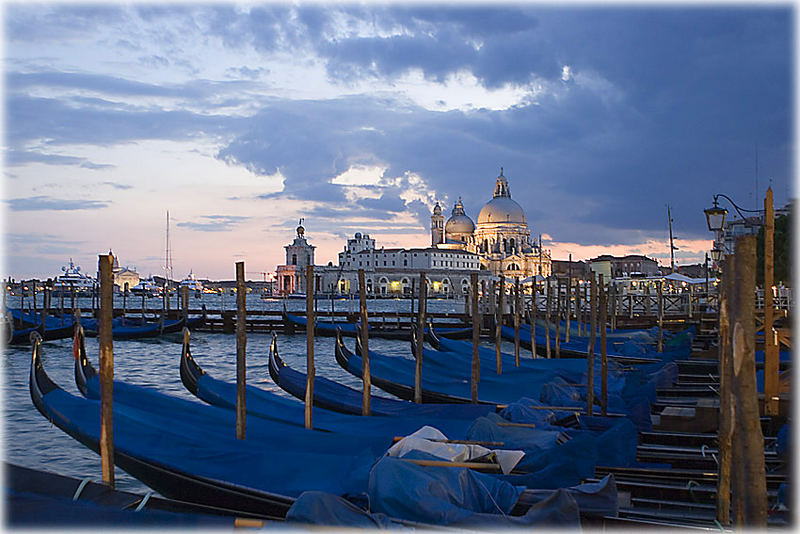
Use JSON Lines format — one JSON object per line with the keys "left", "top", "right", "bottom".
{"left": 3, "top": 3, "right": 794, "bottom": 281}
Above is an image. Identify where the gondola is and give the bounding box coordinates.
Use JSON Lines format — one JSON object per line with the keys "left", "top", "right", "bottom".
{"left": 335, "top": 328, "right": 483, "bottom": 404}
{"left": 6, "top": 462, "right": 241, "bottom": 527}
{"left": 283, "top": 311, "right": 411, "bottom": 340}
{"left": 29, "top": 332, "right": 296, "bottom": 518}
{"left": 182, "top": 330, "right": 480, "bottom": 438}
{"left": 80, "top": 316, "right": 185, "bottom": 339}
{"left": 269, "top": 330, "right": 494, "bottom": 419}
{"left": 7, "top": 320, "right": 75, "bottom": 345}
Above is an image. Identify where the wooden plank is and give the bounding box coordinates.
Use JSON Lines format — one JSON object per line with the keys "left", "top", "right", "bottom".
{"left": 236, "top": 262, "right": 247, "bottom": 439}
{"left": 98, "top": 253, "right": 115, "bottom": 487}
{"left": 398, "top": 458, "right": 502, "bottom": 471}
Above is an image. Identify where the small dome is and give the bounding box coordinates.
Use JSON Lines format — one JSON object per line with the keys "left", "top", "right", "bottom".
{"left": 433, "top": 202, "right": 442, "bottom": 215}
{"left": 297, "top": 225, "right": 305, "bottom": 236}
{"left": 445, "top": 197, "right": 475, "bottom": 235}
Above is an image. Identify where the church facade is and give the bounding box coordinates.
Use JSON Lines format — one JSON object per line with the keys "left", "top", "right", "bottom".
{"left": 432, "top": 169, "right": 552, "bottom": 280}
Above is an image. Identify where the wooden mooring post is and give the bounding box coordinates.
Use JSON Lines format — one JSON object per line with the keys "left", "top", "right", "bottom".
{"left": 763, "top": 186, "right": 779, "bottom": 415}
{"left": 98, "top": 254, "right": 115, "bottom": 487}
{"left": 566, "top": 254, "right": 572, "bottom": 343}
{"left": 716, "top": 253, "right": 733, "bottom": 525}
{"left": 471, "top": 272, "right": 480, "bottom": 403}
{"left": 544, "top": 279, "right": 551, "bottom": 358}
{"left": 305, "top": 265, "right": 314, "bottom": 429}
{"left": 599, "top": 274, "right": 607, "bottom": 416}
{"left": 415, "top": 272, "right": 427, "bottom": 403}
{"left": 730, "top": 235, "right": 767, "bottom": 526}
{"left": 236, "top": 262, "right": 247, "bottom": 439}
{"left": 513, "top": 278, "right": 520, "bottom": 367}
{"left": 554, "top": 278, "right": 561, "bottom": 358}
{"left": 358, "top": 269, "right": 370, "bottom": 415}
{"left": 575, "top": 280, "right": 582, "bottom": 337}
{"left": 657, "top": 280, "right": 664, "bottom": 353}
{"left": 586, "top": 274, "right": 596, "bottom": 416}
{"left": 530, "top": 276, "right": 536, "bottom": 358}
{"left": 495, "top": 275, "right": 504, "bottom": 374}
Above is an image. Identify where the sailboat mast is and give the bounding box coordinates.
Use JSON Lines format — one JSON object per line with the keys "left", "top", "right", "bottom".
{"left": 667, "top": 204, "right": 675, "bottom": 272}
{"left": 165, "top": 210, "right": 174, "bottom": 284}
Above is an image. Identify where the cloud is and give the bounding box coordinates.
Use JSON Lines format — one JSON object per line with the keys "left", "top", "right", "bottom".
{"left": 177, "top": 215, "right": 251, "bottom": 232}
{"left": 6, "top": 196, "right": 110, "bottom": 211}
{"left": 5, "top": 149, "right": 114, "bottom": 170}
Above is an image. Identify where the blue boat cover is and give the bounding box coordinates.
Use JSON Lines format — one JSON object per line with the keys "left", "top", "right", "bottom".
{"left": 272, "top": 352, "right": 494, "bottom": 419}
{"left": 367, "top": 453, "right": 581, "bottom": 527}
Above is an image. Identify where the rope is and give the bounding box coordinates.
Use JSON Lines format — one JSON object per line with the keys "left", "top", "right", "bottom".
{"left": 475, "top": 476, "right": 510, "bottom": 518}
{"left": 134, "top": 491, "right": 153, "bottom": 512}
{"left": 72, "top": 478, "right": 93, "bottom": 501}
{"left": 713, "top": 519, "right": 725, "bottom": 532}
{"left": 686, "top": 480, "right": 699, "bottom": 502}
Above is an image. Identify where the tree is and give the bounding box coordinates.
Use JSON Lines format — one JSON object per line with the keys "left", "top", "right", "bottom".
{"left": 756, "top": 212, "right": 792, "bottom": 286}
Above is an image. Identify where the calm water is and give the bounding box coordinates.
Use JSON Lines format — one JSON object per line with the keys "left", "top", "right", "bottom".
{"left": 3, "top": 298, "right": 510, "bottom": 496}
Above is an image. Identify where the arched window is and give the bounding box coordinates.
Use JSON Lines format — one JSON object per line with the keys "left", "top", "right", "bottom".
{"left": 291, "top": 254, "right": 297, "bottom": 265}
{"left": 510, "top": 238, "right": 516, "bottom": 250}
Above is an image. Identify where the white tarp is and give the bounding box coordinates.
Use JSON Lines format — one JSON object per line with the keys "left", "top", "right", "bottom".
{"left": 387, "top": 426, "right": 524, "bottom": 475}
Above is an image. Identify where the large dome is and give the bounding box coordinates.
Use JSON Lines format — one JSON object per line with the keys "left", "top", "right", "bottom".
{"left": 477, "top": 168, "right": 526, "bottom": 225}
{"left": 477, "top": 197, "right": 526, "bottom": 225}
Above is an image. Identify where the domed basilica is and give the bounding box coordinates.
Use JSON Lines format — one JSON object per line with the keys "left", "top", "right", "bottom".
{"left": 431, "top": 169, "right": 552, "bottom": 279}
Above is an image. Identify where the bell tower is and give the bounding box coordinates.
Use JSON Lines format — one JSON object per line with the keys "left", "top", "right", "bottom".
{"left": 431, "top": 203, "right": 444, "bottom": 245}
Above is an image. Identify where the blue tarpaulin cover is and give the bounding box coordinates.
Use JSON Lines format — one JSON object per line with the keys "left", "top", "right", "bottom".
{"left": 367, "top": 453, "right": 581, "bottom": 527}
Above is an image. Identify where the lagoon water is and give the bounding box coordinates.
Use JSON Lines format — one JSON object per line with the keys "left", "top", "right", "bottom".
{"left": 4, "top": 296, "right": 514, "bottom": 496}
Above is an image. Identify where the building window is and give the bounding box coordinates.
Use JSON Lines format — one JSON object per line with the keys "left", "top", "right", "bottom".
{"left": 292, "top": 254, "right": 297, "bottom": 265}
{"left": 404, "top": 259, "right": 408, "bottom": 267}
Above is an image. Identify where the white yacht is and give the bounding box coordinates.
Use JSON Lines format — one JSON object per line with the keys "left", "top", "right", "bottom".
{"left": 179, "top": 271, "right": 204, "bottom": 296}
{"left": 52, "top": 259, "right": 95, "bottom": 295}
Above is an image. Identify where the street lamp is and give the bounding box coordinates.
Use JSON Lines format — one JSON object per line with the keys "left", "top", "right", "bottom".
{"left": 705, "top": 193, "right": 764, "bottom": 232}
{"left": 704, "top": 197, "right": 728, "bottom": 232}
{"left": 710, "top": 246, "right": 723, "bottom": 263}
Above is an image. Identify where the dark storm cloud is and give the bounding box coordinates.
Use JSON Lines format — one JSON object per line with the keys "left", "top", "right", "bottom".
{"left": 7, "top": 196, "right": 110, "bottom": 211}
{"left": 4, "top": 5, "right": 791, "bottom": 251}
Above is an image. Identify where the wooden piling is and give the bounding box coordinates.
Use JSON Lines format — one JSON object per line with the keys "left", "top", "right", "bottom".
{"left": 513, "top": 278, "right": 520, "bottom": 367}
{"left": 587, "top": 274, "right": 596, "bottom": 416}
{"left": 764, "top": 187, "right": 779, "bottom": 415}
{"left": 575, "top": 281, "right": 582, "bottom": 337}
{"left": 730, "top": 235, "right": 767, "bottom": 527}
{"left": 566, "top": 254, "right": 571, "bottom": 343}
{"left": 716, "top": 253, "right": 733, "bottom": 525}
{"left": 530, "top": 276, "right": 536, "bottom": 357}
{"left": 495, "top": 275, "right": 504, "bottom": 374}
{"left": 358, "top": 269, "right": 370, "bottom": 415}
{"left": 471, "top": 272, "right": 480, "bottom": 403}
{"left": 98, "top": 254, "right": 115, "bottom": 487}
{"left": 599, "top": 274, "right": 607, "bottom": 416}
{"left": 305, "top": 264, "right": 314, "bottom": 429}
{"left": 657, "top": 280, "right": 664, "bottom": 353}
{"left": 415, "top": 272, "right": 427, "bottom": 403}
{"left": 544, "top": 279, "right": 551, "bottom": 358}
{"left": 554, "top": 278, "right": 561, "bottom": 358}
{"left": 609, "top": 282, "right": 617, "bottom": 331}
{"left": 236, "top": 262, "right": 247, "bottom": 439}
{"left": 182, "top": 286, "right": 189, "bottom": 319}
